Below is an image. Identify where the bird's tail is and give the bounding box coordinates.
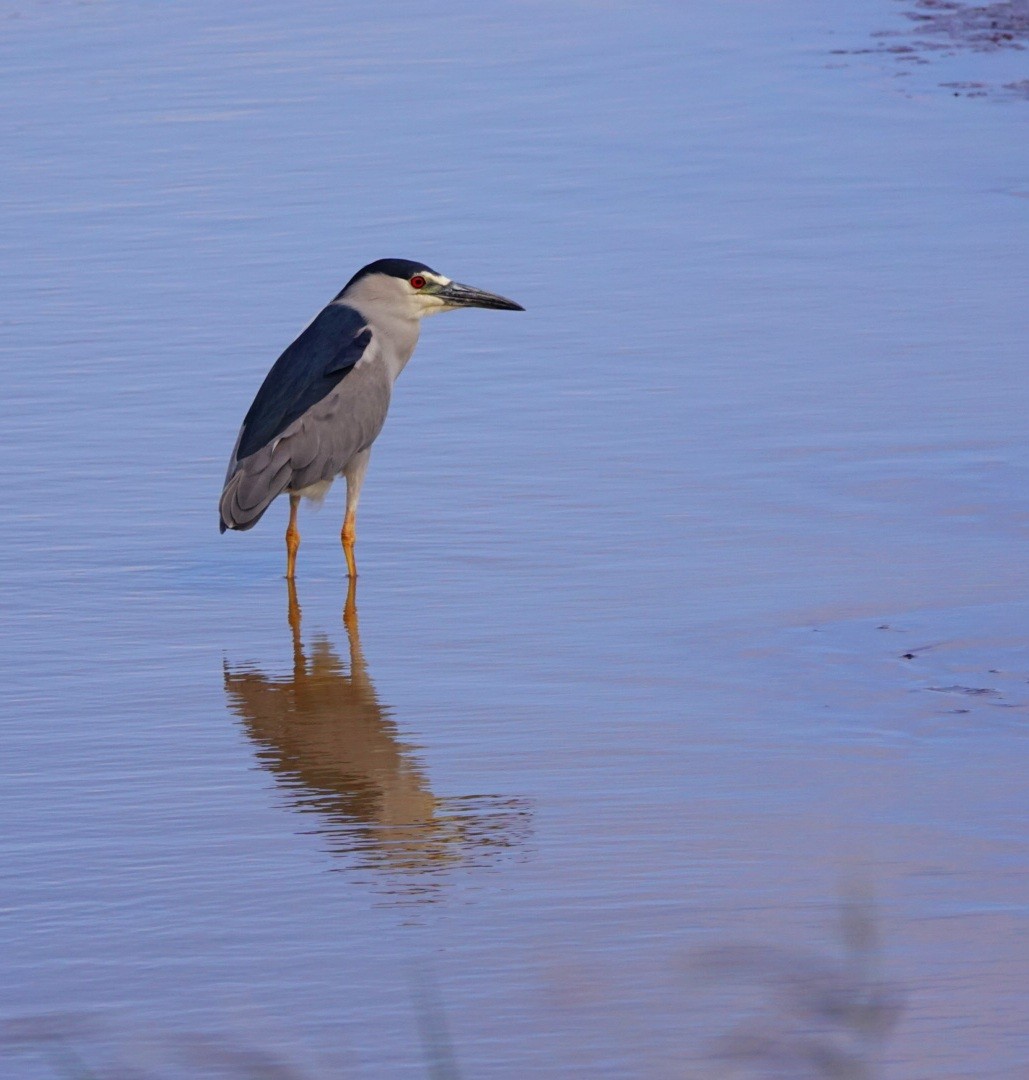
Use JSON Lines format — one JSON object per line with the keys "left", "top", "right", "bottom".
{"left": 219, "top": 442, "right": 294, "bottom": 533}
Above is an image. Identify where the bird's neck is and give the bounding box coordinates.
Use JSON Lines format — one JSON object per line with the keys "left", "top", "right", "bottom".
{"left": 343, "top": 298, "right": 421, "bottom": 381}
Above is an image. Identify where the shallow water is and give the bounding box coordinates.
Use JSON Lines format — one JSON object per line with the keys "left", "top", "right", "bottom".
{"left": 1, "top": 1, "right": 1027, "bottom": 1076}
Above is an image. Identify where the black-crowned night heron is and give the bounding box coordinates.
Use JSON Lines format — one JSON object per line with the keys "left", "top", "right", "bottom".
{"left": 219, "top": 259, "right": 523, "bottom": 578}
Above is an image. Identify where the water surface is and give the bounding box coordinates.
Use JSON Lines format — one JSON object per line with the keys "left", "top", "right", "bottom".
{"left": 1, "top": 1, "right": 1027, "bottom": 1076}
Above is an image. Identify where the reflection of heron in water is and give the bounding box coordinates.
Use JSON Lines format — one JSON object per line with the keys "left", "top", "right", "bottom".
{"left": 223, "top": 581, "right": 529, "bottom": 885}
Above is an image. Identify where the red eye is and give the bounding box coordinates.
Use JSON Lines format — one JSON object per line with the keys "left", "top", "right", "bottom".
{"left": 410, "top": 275, "right": 426, "bottom": 290}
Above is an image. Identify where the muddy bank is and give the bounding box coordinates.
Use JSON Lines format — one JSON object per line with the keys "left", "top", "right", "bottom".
{"left": 836, "top": 1, "right": 1029, "bottom": 97}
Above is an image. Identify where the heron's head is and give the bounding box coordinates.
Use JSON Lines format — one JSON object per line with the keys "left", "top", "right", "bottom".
{"left": 337, "top": 258, "right": 524, "bottom": 320}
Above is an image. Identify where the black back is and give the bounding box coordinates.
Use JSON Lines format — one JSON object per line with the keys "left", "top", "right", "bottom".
{"left": 236, "top": 303, "right": 371, "bottom": 462}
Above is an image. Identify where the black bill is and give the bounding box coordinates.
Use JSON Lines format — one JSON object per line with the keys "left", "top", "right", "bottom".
{"left": 436, "top": 280, "right": 525, "bottom": 311}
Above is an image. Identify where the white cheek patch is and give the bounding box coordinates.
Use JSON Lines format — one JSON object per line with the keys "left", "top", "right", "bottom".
{"left": 419, "top": 274, "right": 453, "bottom": 316}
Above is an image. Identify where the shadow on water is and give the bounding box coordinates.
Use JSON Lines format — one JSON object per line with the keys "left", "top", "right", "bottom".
{"left": 222, "top": 580, "right": 532, "bottom": 892}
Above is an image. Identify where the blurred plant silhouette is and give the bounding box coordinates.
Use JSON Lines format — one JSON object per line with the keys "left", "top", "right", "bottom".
{"left": 2, "top": 896, "right": 901, "bottom": 1079}
{"left": 685, "top": 894, "right": 903, "bottom": 1079}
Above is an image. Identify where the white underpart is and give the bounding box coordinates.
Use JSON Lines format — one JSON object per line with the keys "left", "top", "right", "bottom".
{"left": 293, "top": 478, "right": 333, "bottom": 503}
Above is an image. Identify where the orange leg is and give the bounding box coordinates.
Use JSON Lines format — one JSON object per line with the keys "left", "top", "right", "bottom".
{"left": 285, "top": 495, "right": 300, "bottom": 579}
{"left": 341, "top": 507, "right": 357, "bottom": 580}
{"left": 341, "top": 448, "right": 369, "bottom": 581}
{"left": 343, "top": 574, "right": 358, "bottom": 632}
{"left": 286, "top": 576, "right": 301, "bottom": 639}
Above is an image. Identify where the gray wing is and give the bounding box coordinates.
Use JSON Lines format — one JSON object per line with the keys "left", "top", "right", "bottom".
{"left": 231, "top": 302, "right": 371, "bottom": 469}
{"left": 220, "top": 306, "right": 391, "bottom": 533}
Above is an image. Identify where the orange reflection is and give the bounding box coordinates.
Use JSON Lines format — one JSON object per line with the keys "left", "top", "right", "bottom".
{"left": 223, "top": 580, "right": 530, "bottom": 887}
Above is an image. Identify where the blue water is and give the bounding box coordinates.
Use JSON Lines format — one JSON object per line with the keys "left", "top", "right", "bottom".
{"left": 2, "top": 1, "right": 1026, "bottom": 1075}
